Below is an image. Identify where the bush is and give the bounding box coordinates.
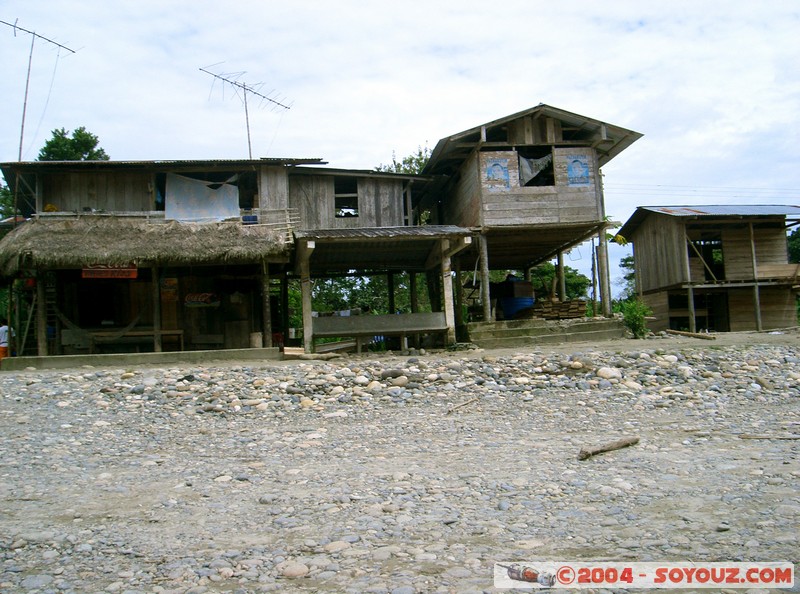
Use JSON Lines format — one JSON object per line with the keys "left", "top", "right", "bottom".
{"left": 621, "top": 298, "right": 652, "bottom": 339}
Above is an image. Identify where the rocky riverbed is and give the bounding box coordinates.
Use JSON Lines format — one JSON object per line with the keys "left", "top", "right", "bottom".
{"left": 1, "top": 331, "right": 799, "bottom": 593}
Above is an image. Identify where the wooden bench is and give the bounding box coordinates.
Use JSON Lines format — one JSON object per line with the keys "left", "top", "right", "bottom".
{"left": 89, "top": 329, "right": 184, "bottom": 353}
{"left": 313, "top": 312, "right": 448, "bottom": 353}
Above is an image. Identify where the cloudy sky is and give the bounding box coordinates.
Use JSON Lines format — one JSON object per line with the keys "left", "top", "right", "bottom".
{"left": 2, "top": 1, "right": 798, "bottom": 291}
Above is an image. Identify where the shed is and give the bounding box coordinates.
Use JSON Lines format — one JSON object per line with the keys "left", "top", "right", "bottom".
{"left": 618, "top": 205, "right": 800, "bottom": 332}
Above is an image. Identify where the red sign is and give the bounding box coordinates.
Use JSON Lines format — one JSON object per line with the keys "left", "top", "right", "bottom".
{"left": 82, "top": 264, "right": 138, "bottom": 279}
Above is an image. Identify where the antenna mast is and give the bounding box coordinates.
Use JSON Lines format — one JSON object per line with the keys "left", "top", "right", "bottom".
{"left": 200, "top": 66, "right": 291, "bottom": 159}
{"left": 2, "top": 19, "right": 77, "bottom": 161}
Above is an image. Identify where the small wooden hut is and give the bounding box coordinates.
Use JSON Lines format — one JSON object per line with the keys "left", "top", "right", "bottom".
{"left": 618, "top": 205, "right": 800, "bottom": 332}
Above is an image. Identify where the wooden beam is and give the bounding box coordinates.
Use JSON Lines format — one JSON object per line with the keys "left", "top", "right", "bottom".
{"left": 749, "top": 222, "right": 763, "bottom": 331}
{"left": 294, "top": 239, "right": 315, "bottom": 276}
{"left": 36, "top": 273, "right": 47, "bottom": 356}
{"left": 443, "top": 235, "right": 472, "bottom": 260}
{"left": 479, "top": 234, "right": 492, "bottom": 321}
{"left": 596, "top": 231, "right": 612, "bottom": 317}
{"left": 298, "top": 242, "right": 315, "bottom": 353}
{"left": 426, "top": 239, "right": 448, "bottom": 269}
{"left": 682, "top": 232, "right": 697, "bottom": 332}
{"left": 454, "top": 259, "right": 463, "bottom": 328}
{"left": 261, "top": 260, "right": 272, "bottom": 348}
{"left": 152, "top": 266, "right": 162, "bottom": 353}
{"left": 687, "top": 239, "right": 717, "bottom": 281}
{"left": 441, "top": 245, "right": 456, "bottom": 345}
{"left": 388, "top": 272, "right": 395, "bottom": 314}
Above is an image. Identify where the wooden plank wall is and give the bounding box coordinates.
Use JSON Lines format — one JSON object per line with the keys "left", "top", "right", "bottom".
{"left": 358, "top": 179, "right": 404, "bottom": 227}
{"left": 478, "top": 148, "right": 601, "bottom": 227}
{"left": 258, "top": 166, "right": 289, "bottom": 210}
{"left": 444, "top": 154, "right": 482, "bottom": 227}
{"left": 728, "top": 287, "right": 797, "bottom": 331}
{"left": 632, "top": 214, "right": 686, "bottom": 292}
{"left": 43, "top": 172, "right": 152, "bottom": 212}
{"left": 288, "top": 176, "right": 331, "bottom": 229}
{"left": 288, "top": 176, "right": 404, "bottom": 230}
{"left": 722, "top": 224, "right": 789, "bottom": 280}
{"left": 642, "top": 291, "right": 669, "bottom": 332}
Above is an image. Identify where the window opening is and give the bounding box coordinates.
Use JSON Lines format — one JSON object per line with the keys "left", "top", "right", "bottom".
{"left": 517, "top": 147, "right": 554, "bottom": 186}
{"left": 334, "top": 177, "right": 359, "bottom": 217}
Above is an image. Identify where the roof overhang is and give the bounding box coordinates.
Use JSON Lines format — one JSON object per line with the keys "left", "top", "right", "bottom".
{"left": 454, "top": 221, "right": 607, "bottom": 271}
{"left": 293, "top": 226, "right": 473, "bottom": 274}
{"left": 424, "top": 103, "right": 643, "bottom": 177}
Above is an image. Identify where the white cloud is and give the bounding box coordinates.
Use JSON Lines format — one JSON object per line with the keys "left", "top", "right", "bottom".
{"left": 2, "top": 0, "right": 798, "bottom": 286}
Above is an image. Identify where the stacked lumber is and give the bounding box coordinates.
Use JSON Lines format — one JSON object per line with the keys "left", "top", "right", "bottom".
{"left": 531, "top": 300, "right": 587, "bottom": 320}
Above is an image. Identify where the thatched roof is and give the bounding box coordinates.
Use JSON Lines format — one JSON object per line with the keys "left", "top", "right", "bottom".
{"left": 0, "top": 217, "right": 289, "bottom": 276}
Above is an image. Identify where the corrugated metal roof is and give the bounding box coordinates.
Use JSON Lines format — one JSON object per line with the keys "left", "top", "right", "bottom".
{"left": 1, "top": 158, "right": 325, "bottom": 171}
{"left": 638, "top": 205, "right": 800, "bottom": 217}
{"left": 295, "top": 226, "right": 471, "bottom": 241}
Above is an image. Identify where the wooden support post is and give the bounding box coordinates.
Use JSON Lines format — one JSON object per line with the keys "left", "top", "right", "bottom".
{"left": 557, "top": 252, "right": 566, "bottom": 302}
{"left": 479, "top": 234, "right": 492, "bottom": 322}
{"left": 454, "top": 259, "right": 463, "bottom": 328}
{"left": 261, "top": 260, "right": 273, "bottom": 348}
{"left": 298, "top": 240, "right": 315, "bottom": 353}
{"left": 405, "top": 185, "right": 413, "bottom": 226}
{"left": 683, "top": 234, "right": 697, "bottom": 333}
{"left": 596, "top": 231, "right": 612, "bottom": 317}
{"left": 749, "top": 223, "right": 763, "bottom": 331}
{"left": 687, "top": 287, "right": 697, "bottom": 333}
{"left": 281, "top": 272, "right": 289, "bottom": 343}
{"left": 410, "top": 273, "right": 418, "bottom": 313}
{"left": 441, "top": 241, "right": 457, "bottom": 345}
{"left": 36, "top": 273, "right": 47, "bottom": 356}
{"left": 388, "top": 273, "right": 395, "bottom": 314}
{"left": 591, "top": 242, "right": 598, "bottom": 316}
{"left": 152, "top": 266, "right": 162, "bottom": 353}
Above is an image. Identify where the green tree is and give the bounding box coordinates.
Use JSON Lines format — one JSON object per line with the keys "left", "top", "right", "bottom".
{"left": 789, "top": 228, "right": 800, "bottom": 263}
{"left": 529, "top": 261, "right": 591, "bottom": 300}
{"left": 617, "top": 254, "right": 637, "bottom": 300}
{"left": 0, "top": 184, "right": 13, "bottom": 219}
{"left": 376, "top": 145, "right": 430, "bottom": 174}
{"left": 37, "top": 126, "right": 110, "bottom": 161}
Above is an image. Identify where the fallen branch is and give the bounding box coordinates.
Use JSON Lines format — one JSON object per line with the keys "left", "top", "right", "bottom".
{"left": 665, "top": 329, "right": 716, "bottom": 340}
{"left": 738, "top": 433, "right": 800, "bottom": 440}
{"left": 578, "top": 436, "right": 640, "bottom": 460}
{"left": 446, "top": 397, "right": 479, "bottom": 414}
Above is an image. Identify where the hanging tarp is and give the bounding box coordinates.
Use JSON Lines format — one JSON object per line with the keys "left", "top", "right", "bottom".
{"left": 519, "top": 154, "right": 552, "bottom": 186}
{"left": 165, "top": 173, "right": 240, "bottom": 222}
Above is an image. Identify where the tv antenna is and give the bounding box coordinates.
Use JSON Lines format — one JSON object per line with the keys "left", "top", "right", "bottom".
{"left": 2, "top": 19, "right": 77, "bottom": 161}
{"left": 200, "top": 65, "right": 291, "bottom": 159}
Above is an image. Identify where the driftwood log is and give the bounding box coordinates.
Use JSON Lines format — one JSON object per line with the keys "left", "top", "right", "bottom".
{"left": 665, "top": 329, "right": 716, "bottom": 340}
{"left": 578, "top": 436, "right": 640, "bottom": 460}
{"left": 446, "top": 397, "right": 479, "bottom": 414}
{"left": 738, "top": 433, "right": 800, "bottom": 440}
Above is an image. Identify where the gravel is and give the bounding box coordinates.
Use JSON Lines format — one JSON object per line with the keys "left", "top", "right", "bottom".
{"left": 1, "top": 330, "right": 799, "bottom": 593}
